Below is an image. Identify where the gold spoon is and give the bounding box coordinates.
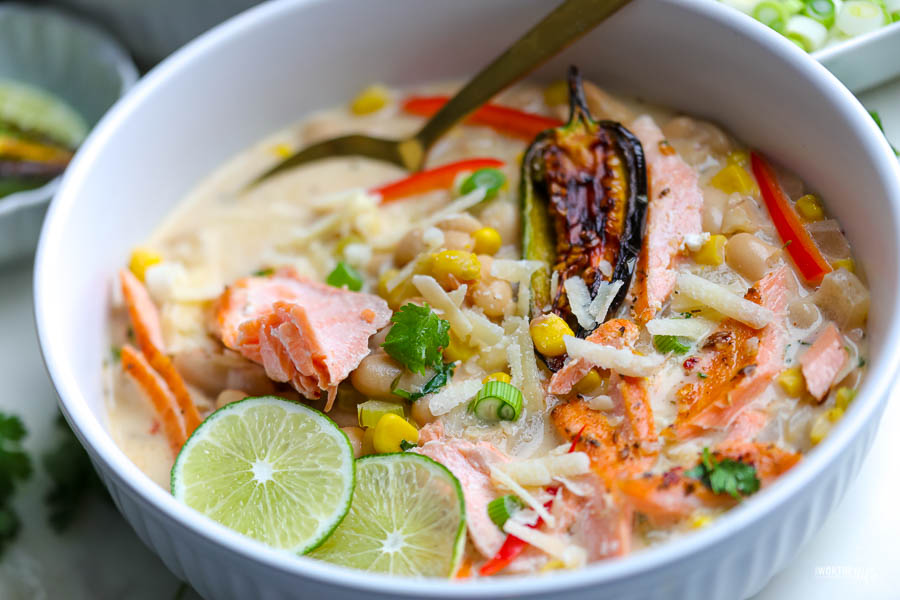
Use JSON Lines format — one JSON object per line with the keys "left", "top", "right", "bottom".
{"left": 251, "top": 0, "right": 632, "bottom": 185}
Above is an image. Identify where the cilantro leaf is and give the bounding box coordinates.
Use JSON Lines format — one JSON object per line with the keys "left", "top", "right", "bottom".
{"left": 0, "top": 412, "right": 30, "bottom": 557}
{"left": 685, "top": 447, "right": 760, "bottom": 499}
{"left": 393, "top": 362, "right": 456, "bottom": 402}
{"left": 381, "top": 303, "right": 450, "bottom": 375}
{"left": 399, "top": 440, "right": 417, "bottom": 451}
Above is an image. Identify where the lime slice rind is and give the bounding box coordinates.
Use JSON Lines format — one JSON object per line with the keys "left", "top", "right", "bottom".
{"left": 171, "top": 396, "right": 355, "bottom": 555}
{"left": 311, "top": 452, "right": 466, "bottom": 577}
{"left": 0, "top": 79, "right": 88, "bottom": 148}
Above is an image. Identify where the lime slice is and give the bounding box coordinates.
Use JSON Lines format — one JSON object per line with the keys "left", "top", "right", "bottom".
{"left": 171, "top": 396, "right": 355, "bottom": 554}
{"left": 311, "top": 453, "right": 466, "bottom": 576}
{"left": 0, "top": 80, "right": 88, "bottom": 148}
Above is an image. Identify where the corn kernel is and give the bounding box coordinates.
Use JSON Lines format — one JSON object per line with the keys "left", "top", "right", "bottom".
{"left": 831, "top": 258, "right": 855, "bottom": 273}
{"left": 689, "top": 514, "right": 713, "bottom": 529}
{"left": 826, "top": 406, "right": 844, "bottom": 422}
{"left": 373, "top": 413, "right": 418, "bottom": 454}
{"left": 727, "top": 150, "right": 750, "bottom": 167}
{"left": 271, "top": 143, "right": 292, "bottom": 158}
{"left": 710, "top": 164, "right": 756, "bottom": 195}
{"left": 693, "top": 234, "right": 727, "bottom": 266}
{"left": 483, "top": 372, "right": 512, "bottom": 384}
{"left": 350, "top": 84, "right": 390, "bottom": 115}
{"left": 835, "top": 387, "right": 856, "bottom": 411}
{"left": 128, "top": 247, "right": 162, "bottom": 282}
{"left": 540, "top": 559, "right": 566, "bottom": 573}
{"left": 430, "top": 250, "right": 481, "bottom": 283}
{"left": 796, "top": 194, "right": 824, "bottom": 221}
{"left": 444, "top": 331, "right": 476, "bottom": 363}
{"left": 472, "top": 227, "right": 502, "bottom": 255}
{"left": 574, "top": 369, "right": 603, "bottom": 395}
{"left": 543, "top": 80, "right": 569, "bottom": 107}
{"left": 809, "top": 412, "right": 832, "bottom": 445}
{"left": 530, "top": 314, "right": 574, "bottom": 357}
{"left": 777, "top": 367, "right": 805, "bottom": 397}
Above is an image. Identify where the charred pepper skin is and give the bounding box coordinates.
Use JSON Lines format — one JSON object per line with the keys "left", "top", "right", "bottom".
{"left": 522, "top": 66, "right": 648, "bottom": 361}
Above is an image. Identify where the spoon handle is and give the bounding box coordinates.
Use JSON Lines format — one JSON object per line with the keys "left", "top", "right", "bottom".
{"left": 413, "top": 0, "right": 632, "bottom": 153}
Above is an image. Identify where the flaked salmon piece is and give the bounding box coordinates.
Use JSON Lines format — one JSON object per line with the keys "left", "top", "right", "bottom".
{"left": 665, "top": 267, "right": 791, "bottom": 440}
{"left": 629, "top": 116, "right": 703, "bottom": 323}
{"left": 548, "top": 319, "right": 639, "bottom": 395}
{"left": 566, "top": 476, "right": 633, "bottom": 560}
{"left": 213, "top": 272, "right": 391, "bottom": 408}
{"left": 723, "top": 408, "right": 768, "bottom": 443}
{"left": 617, "top": 469, "right": 734, "bottom": 526}
{"left": 713, "top": 441, "right": 801, "bottom": 485}
{"left": 413, "top": 437, "right": 510, "bottom": 558}
{"left": 800, "top": 323, "right": 847, "bottom": 401}
{"left": 120, "top": 269, "right": 202, "bottom": 435}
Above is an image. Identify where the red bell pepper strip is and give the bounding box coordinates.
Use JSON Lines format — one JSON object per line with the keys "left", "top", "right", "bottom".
{"left": 750, "top": 152, "right": 832, "bottom": 285}
{"left": 402, "top": 96, "right": 563, "bottom": 141}
{"left": 371, "top": 157, "right": 504, "bottom": 204}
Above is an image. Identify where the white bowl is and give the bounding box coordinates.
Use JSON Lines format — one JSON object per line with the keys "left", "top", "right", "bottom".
{"left": 33, "top": 0, "right": 900, "bottom": 598}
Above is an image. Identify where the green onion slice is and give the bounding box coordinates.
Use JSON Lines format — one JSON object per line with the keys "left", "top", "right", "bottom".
{"left": 487, "top": 495, "right": 524, "bottom": 528}
{"left": 785, "top": 14, "right": 828, "bottom": 50}
{"left": 357, "top": 400, "right": 405, "bottom": 429}
{"left": 804, "top": 0, "right": 837, "bottom": 26}
{"left": 753, "top": 1, "right": 794, "bottom": 31}
{"left": 459, "top": 168, "right": 506, "bottom": 200}
{"left": 653, "top": 335, "right": 691, "bottom": 355}
{"left": 470, "top": 380, "right": 523, "bottom": 422}
{"left": 326, "top": 260, "right": 363, "bottom": 291}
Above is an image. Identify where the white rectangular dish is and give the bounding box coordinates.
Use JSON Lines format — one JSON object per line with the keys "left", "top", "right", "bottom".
{"left": 814, "top": 21, "right": 900, "bottom": 93}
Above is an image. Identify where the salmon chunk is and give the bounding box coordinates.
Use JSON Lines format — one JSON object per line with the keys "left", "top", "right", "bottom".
{"left": 629, "top": 116, "right": 703, "bottom": 323}
{"left": 548, "top": 318, "right": 639, "bottom": 395}
{"left": 214, "top": 270, "right": 391, "bottom": 408}
{"left": 800, "top": 323, "right": 848, "bottom": 401}
{"left": 665, "top": 267, "right": 791, "bottom": 439}
{"left": 617, "top": 470, "right": 735, "bottom": 526}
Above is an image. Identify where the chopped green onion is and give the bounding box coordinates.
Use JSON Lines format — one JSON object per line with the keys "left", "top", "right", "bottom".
{"left": 785, "top": 14, "right": 829, "bottom": 50}
{"left": 326, "top": 260, "right": 363, "bottom": 291}
{"left": 470, "top": 380, "right": 523, "bottom": 422}
{"left": 487, "top": 495, "right": 524, "bottom": 528}
{"left": 653, "top": 335, "right": 691, "bottom": 355}
{"left": 889, "top": 0, "right": 900, "bottom": 20}
{"left": 459, "top": 168, "right": 506, "bottom": 200}
{"left": 753, "top": 1, "right": 796, "bottom": 31}
{"left": 357, "top": 400, "right": 405, "bottom": 429}
{"left": 804, "top": 0, "right": 838, "bottom": 26}
{"left": 835, "top": 0, "right": 886, "bottom": 36}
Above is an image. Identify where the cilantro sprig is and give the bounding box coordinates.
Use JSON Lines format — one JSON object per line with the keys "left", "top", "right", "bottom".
{"left": 685, "top": 447, "right": 760, "bottom": 499}
{"left": 382, "top": 303, "right": 450, "bottom": 375}
{"left": 0, "top": 413, "right": 31, "bottom": 557}
{"left": 392, "top": 361, "right": 456, "bottom": 402}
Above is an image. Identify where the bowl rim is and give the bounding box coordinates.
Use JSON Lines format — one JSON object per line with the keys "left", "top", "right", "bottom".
{"left": 33, "top": 0, "right": 900, "bottom": 595}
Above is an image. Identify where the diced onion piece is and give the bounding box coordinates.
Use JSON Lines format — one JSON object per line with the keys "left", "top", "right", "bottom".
{"left": 588, "top": 280, "right": 623, "bottom": 322}
{"left": 412, "top": 274, "right": 473, "bottom": 337}
{"left": 645, "top": 317, "right": 716, "bottom": 339}
{"left": 785, "top": 15, "right": 828, "bottom": 51}
{"left": 564, "top": 336, "right": 665, "bottom": 377}
{"left": 427, "top": 379, "right": 481, "bottom": 416}
{"left": 490, "top": 466, "right": 555, "bottom": 526}
{"left": 564, "top": 276, "right": 595, "bottom": 330}
{"left": 494, "top": 453, "right": 591, "bottom": 487}
{"left": 675, "top": 272, "right": 774, "bottom": 329}
{"left": 835, "top": 0, "right": 885, "bottom": 37}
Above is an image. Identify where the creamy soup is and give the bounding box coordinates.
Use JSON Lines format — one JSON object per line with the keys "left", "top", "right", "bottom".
{"left": 105, "top": 75, "right": 869, "bottom": 576}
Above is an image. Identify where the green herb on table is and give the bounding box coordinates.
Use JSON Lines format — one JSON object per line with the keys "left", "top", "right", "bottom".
{"left": 382, "top": 303, "right": 450, "bottom": 375}
{"left": 0, "top": 412, "right": 31, "bottom": 557}
{"left": 686, "top": 447, "right": 760, "bottom": 499}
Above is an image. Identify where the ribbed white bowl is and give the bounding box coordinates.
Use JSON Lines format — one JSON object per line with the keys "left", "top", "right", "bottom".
{"left": 34, "top": 1, "right": 900, "bottom": 599}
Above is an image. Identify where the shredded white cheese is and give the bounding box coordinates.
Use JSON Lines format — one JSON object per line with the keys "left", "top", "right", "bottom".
{"left": 564, "top": 276, "right": 595, "bottom": 330}
{"left": 552, "top": 476, "right": 593, "bottom": 497}
{"left": 564, "top": 336, "right": 664, "bottom": 377}
{"left": 447, "top": 284, "right": 468, "bottom": 307}
{"left": 494, "top": 453, "right": 591, "bottom": 487}
{"left": 505, "top": 317, "right": 544, "bottom": 411}
{"left": 492, "top": 259, "right": 544, "bottom": 317}
{"left": 597, "top": 260, "right": 613, "bottom": 278}
{"left": 412, "top": 275, "right": 473, "bottom": 338}
{"left": 502, "top": 521, "right": 585, "bottom": 568}
{"left": 645, "top": 317, "right": 716, "bottom": 339}
{"left": 675, "top": 272, "right": 774, "bottom": 329}
{"left": 490, "top": 466, "right": 555, "bottom": 527}
{"left": 427, "top": 379, "right": 481, "bottom": 416}
{"left": 588, "top": 280, "right": 623, "bottom": 322}
{"left": 463, "top": 309, "right": 504, "bottom": 348}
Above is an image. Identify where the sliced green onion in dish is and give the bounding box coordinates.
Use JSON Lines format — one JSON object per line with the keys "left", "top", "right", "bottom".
{"left": 459, "top": 167, "right": 506, "bottom": 200}
{"left": 835, "top": 0, "right": 886, "bottom": 36}
{"left": 653, "top": 335, "right": 691, "bottom": 355}
{"left": 487, "top": 494, "right": 524, "bottom": 528}
{"left": 786, "top": 14, "right": 829, "bottom": 50}
{"left": 888, "top": 0, "right": 900, "bottom": 21}
{"left": 804, "top": 0, "right": 838, "bottom": 26}
{"left": 311, "top": 453, "right": 466, "bottom": 576}
{"left": 326, "top": 260, "right": 363, "bottom": 291}
{"left": 357, "top": 399, "right": 405, "bottom": 429}
{"left": 470, "top": 380, "right": 523, "bottom": 422}
{"left": 753, "top": 1, "right": 795, "bottom": 31}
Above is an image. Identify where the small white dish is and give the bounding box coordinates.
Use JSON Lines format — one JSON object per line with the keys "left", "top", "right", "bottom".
{"left": 0, "top": 3, "right": 137, "bottom": 264}
{"left": 813, "top": 22, "right": 900, "bottom": 93}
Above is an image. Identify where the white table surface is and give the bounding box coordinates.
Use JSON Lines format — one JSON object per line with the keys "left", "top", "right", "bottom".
{"left": 0, "top": 77, "right": 897, "bottom": 600}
